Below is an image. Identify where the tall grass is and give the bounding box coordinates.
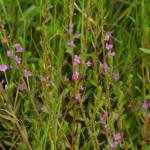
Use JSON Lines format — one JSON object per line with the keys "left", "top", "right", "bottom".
{"left": 0, "top": 0, "right": 150, "bottom": 149}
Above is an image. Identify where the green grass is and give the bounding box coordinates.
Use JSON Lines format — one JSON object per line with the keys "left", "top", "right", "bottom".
{"left": 0, "top": 0, "right": 150, "bottom": 149}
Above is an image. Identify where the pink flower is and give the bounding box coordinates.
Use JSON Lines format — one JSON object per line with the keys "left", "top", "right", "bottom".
{"left": 72, "top": 71, "right": 79, "bottom": 80}
{"left": 15, "top": 43, "right": 24, "bottom": 52}
{"left": 148, "top": 113, "right": 150, "bottom": 118}
{"left": 0, "top": 65, "right": 8, "bottom": 72}
{"left": 76, "top": 93, "right": 82, "bottom": 101}
{"left": 2, "top": 36, "right": 8, "bottom": 44}
{"left": 106, "top": 43, "right": 113, "bottom": 50}
{"left": 114, "top": 114, "right": 120, "bottom": 121}
{"left": 142, "top": 100, "right": 149, "bottom": 109}
{"left": 41, "top": 76, "right": 48, "bottom": 83}
{"left": 101, "top": 111, "right": 108, "bottom": 125}
{"left": 114, "top": 133, "right": 121, "bottom": 141}
{"left": 80, "top": 86, "right": 84, "bottom": 91}
{"left": 109, "top": 141, "right": 118, "bottom": 148}
{"left": 102, "top": 62, "right": 109, "bottom": 72}
{"left": 73, "top": 55, "right": 80, "bottom": 66}
{"left": 15, "top": 56, "right": 21, "bottom": 64}
{"left": 108, "top": 50, "right": 116, "bottom": 57}
{"left": 19, "top": 83, "right": 26, "bottom": 91}
{"left": 6, "top": 50, "right": 13, "bottom": 58}
{"left": 86, "top": 60, "right": 93, "bottom": 67}
{"left": 104, "top": 127, "right": 111, "bottom": 133}
{"left": 67, "top": 41, "right": 75, "bottom": 47}
{"left": 105, "top": 32, "right": 111, "bottom": 41}
{"left": 23, "top": 70, "right": 32, "bottom": 78}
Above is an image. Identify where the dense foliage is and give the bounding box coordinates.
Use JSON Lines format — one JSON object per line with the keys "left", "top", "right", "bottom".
{"left": 0, "top": 0, "right": 150, "bottom": 149}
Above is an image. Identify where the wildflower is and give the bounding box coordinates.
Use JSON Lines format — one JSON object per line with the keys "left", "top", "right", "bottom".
{"left": 80, "top": 86, "right": 84, "bottom": 91}
{"left": 101, "top": 111, "right": 108, "bottom": 125}
{"left": 114, "top": 133, "right": 121, "bottom": 141}
{"left": 109, "top": 141, "right": 118, "bottom": 148}
{"left": 19, "top": 83, "right": 26, "bottom": 91}
{"left": 101, "top": 118, "right": 107, "bottom": 125}
{"left": 0, "top": 65, "right": 8, "bottom": 72}
{"left": 148, "top": 113, "right": 150, "bottom": 118}
{"left": 76, "top": 93, "right": 82, "bottom": 101}
{"left": 67, "top": 41, "right": 75, "bottom": 47}
{"left": 114, "top": 114, "right": 120, "bottom": 121}
{"left": 15, "top": 43, "right": 24, "bottom": 52}
{"left": 15, "top": 56, "right": 21, "bottom": 64}
{"left": 105, "top": 32, "right": 111, "bottom": 41}
{"left": 104, "top": 127, "right": 111, "bottom": 133}
{"left": 86, "top": 60, "right": 93, "bottom": 67}
{"left": 75, "top": 34, "right": 81, "bottom": 39}
{"left": 103, "top": 111, "right": 108, "bottom": 118}
{"left": 2, "top": 36, "right": 8, "bottom": 44}
{"left": 102, "top": 62, "right": 109, "bottom": 72}
{"left": 23, "top": 70, "right": 32, "bottom": 78}
{"left": 6, "top": 50, "right": 13, "bottom": 58}
{"left": 72, "top": 71, "right": 79, "bottom": 80}
{"left": 142, "top": 100, "right": 149, "bottom": 109}
{"left": 41, "top": 76, "right": 48, "bottom": 83}
{"left": 108, "top": 50, "right": 116, "bottom": 57}
{"left": 106, "top": 43, "right": 113, "bottom": 50}
{"left": 73, "top": 55, "right": 80, "bottom": 66}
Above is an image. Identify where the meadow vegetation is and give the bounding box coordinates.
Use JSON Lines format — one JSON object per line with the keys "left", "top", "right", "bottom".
{"left": 0, "top": 0, "right": 150, "bottom": 149}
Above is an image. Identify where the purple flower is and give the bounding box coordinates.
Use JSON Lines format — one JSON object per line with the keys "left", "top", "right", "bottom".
{"left": 67, "top": 41, "right": 75, "bottom": 47}
{"left": 148, "top": 113, "right": 150, "bottom": 118}
{"left": 102, "top": 62, "right": 109, "bottom": 72}
{"left": 114, "top": 133, "right": 121, "bottom": 141}
{"left": 104, "top": 127, "right": 111, "bottom": 133}
{"left": 6, "top": 50, "right": 13, "bottom": 58}
{"left": 108, "top": 50, "right": 116, "bottom": 57}
{"left": 23, "top": 70, "right": 32, "bottom": 78}
{"left": 109, "top": 141, "right": 118, "bottom": 148}
{"left": 105, "top": 32, "right": 111, "bottom": 41}
{"left": 0, "top": 65, "right": 8, "bottom": 72}
{"left": 86, "top": 60, "right": 93, "bottom": 67}
{"left": 19, "top": 83, "right": 26, "bottom": 91}
{"left": 101, "top": 118, "right": 107, "bottom": 125}
{"left": 72, "top": 71, "right": 79, "bottom": 80}
{"left": 80, "top": 86, "right": 84, "bottom": 91}
{"left": 106, "top": 43, "right": 113, "bottom": 50}
{"left": 75, "top": 34, "right": 81, "bottom": 39}
{"left": 41, "top": 76, "right": 48, "bottom": 83}
{"left": 76, "top": 93, "right": 82, "bottom": 101}
{"left": 15, "top": 56, "right": 21, "bottom": 64}
{"left": 15, "top": 43, "right": 24, "bottom": 52}
{"left": 73, "top": 55, "right": 80, "bottom": 66}
{"left": 114, "top": 114, "right": 120, "bottom": 121}
{"left": 142, "top": 100, "right": 149, "bottom": 109}
{"left": 101, "top": 111, "right": 108, "bottom": 125}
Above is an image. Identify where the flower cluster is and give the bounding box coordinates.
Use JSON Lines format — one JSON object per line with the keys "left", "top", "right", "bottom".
{"left": 109, "top": 133, "right": 121, "bottom": 148}
{"left": 105, "top": 32, "right": 116, "bottom": 57}
{"left": 1, "top": 37, "right": 33, "bottom": 92}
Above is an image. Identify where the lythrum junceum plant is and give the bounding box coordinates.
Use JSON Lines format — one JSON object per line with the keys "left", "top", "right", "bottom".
{"left": 0, "top": 0, "right": 150, "bottom": 149}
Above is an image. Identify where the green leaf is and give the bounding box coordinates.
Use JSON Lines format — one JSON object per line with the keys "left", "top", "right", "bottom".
{"left": 139, "top": 47, "right": 150, "bottom": 54}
